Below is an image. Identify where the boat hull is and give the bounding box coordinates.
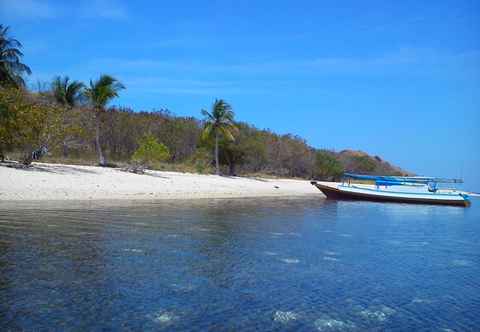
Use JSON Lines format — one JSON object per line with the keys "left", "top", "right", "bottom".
{"left": 311, "top": 182, "right": 470, "bottom": 207}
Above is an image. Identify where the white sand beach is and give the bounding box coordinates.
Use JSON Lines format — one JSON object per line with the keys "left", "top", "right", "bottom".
{"left": 0, "top": 163, "right": 321, "bottom": 201}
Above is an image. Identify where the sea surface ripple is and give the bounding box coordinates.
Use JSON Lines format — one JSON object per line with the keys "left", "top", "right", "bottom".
{"left": 0, "top": 198, "right": 479, "bottom": 331}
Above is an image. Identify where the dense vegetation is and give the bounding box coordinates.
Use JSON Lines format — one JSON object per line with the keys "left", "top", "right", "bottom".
{"left": 0, "top": 24, "right": 406, "bottom": 179}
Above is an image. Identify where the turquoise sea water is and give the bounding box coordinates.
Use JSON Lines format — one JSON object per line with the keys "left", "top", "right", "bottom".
{"left": 0, "top": 198, "right": 479, "bottom": 331}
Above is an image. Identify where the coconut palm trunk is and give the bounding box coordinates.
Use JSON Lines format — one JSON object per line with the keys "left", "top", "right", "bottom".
{"left": 215, "top": 130, "right": 220, "bottom": 175}
{"left": 62, "top": 109, "right": 69, "bottom": 158}
{"left": 63, "top": 141, "right": 69, "bottom": 158}
{"left": 201, "top": 99, "right": 237, "bottom": 176}
{"left": 94, "top": 111, "right": 106, "bottom": 166}
{"left": 51, "top": 76, "right": 84, "bottom": 158}
{"left": 83, "top": 74, "right": 124, "bottom": 166}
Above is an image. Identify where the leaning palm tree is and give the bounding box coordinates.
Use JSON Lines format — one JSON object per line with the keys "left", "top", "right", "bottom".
{"left": 51, "top": 76, "right": 85, "bottom": 157}
{"left": 83, "top": 74, "right": 124, "bottom": 166}
{"left": 0, "top": 25, "right": 31, "bottom": 87}
{"left": 201, "top": 99, "right": 237, "bottom": 175}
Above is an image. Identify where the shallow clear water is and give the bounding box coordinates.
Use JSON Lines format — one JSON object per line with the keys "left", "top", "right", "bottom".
{"left": 0, "top": 198, "right": 479, "bottom": 331}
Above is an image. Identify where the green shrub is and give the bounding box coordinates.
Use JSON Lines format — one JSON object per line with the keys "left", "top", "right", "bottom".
{"left": 0, "top": 88, "right": 63, "bottom": 163}
{"left": 351, "top": 155, "right": 376, "bottom": 173}
{"left": 314, "top": 150, "right": 344, "bottom": 181}
{"left": 131, "top": 134, "right": 170, "bottom": 168}
{"left": 189, "top": 147, "right": 213, "bottom": 174}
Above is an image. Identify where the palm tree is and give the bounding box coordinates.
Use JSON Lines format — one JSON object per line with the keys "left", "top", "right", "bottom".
{"left": 83, "top": 74, "right": 125, "bottom": 166}
{"left": 201, "top": 99, "right": 237, "bottom": 175}
{"left": 52, "top": 76, "right": 84, "bottom": 108}
{"left": 0, "top": 25, "right": 31, "bottom": 87}
{"left": 51, "top": 76, "right": 85, "bottom": 157}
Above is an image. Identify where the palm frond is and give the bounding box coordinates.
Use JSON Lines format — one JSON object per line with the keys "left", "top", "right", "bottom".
{"left": 200, "top": 98, "right": 238, "bottom": 144}
{"left": 201, "top": 123, "right": 214, "bottom": 140}
{"left": 84, "top": 74, "right": 125, "bottom": 109}
{"left": 0, "top": 25, "right": 31, "bottom": 87}
{"left": 201, "top": 109, "right": 214, "bottom": 121}
{"left": 65, "top": 80, "right": 85, "bottom": 107}
{"left": 219, "top": 126, "right": 235, "bottom": 142}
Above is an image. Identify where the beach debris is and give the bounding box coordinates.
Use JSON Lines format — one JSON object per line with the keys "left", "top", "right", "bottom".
{"left": 273, "top": 311, "right": 299, "bottom": 323}
{"left": 122, "top": 164, "right": 146, "bottom": 174}
{"left": 5, "top": 162, "right": 32, "bottom": 169}
{"left": 22, "top": 146, "right": 48, "bottom": 165}
{"left": 314, "top": 317, "right": 356, "bottom": 331}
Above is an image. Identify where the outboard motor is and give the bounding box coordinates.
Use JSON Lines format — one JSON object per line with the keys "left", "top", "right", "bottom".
{"left": 427, "top": 181, "right": 437, "bottom": 193}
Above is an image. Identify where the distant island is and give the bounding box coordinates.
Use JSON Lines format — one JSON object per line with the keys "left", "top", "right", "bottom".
{"left": 0, "top": 24, "right": 406, "bottom": 189}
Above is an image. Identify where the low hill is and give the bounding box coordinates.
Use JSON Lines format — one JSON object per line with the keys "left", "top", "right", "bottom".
{"left": 336, "top": 150, "right": 408, "bottom": 176}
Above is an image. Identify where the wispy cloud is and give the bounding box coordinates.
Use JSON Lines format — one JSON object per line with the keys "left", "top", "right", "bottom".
{"left": 80, "top": 0, "right": 128, "bottom": 20}
{"left": 123, "top": 77, "right": 267, "bottom": 96}
{"left": 0, "top": 0, "right": 128, "bottom": 20}
{"left": 0, "top": 0, "right": 56, "bottom": 19}
{"left": 85, "top": 48, "right": 480, "bottom": 77}
{"left": 27, "top": 47, "right": 480, "bottom": 96}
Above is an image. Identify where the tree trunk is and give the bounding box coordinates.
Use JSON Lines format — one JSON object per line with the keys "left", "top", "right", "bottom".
{"left": 95, "top": 112, "right": 106, "bottom": 166}
{"left": 229, "top": 162, "right": 236, "bottom": 176}
{"left": 62, "top": 140, "right": 69, "bottom": 158}
{"left": 62, "top": 107, "right": 69, "bottom": 158}
{"left": 215, "top": 131, "right": 220, "bottom": 175}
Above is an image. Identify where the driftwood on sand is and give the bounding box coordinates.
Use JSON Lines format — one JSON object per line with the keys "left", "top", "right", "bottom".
{"left": 121, "top": 164, "right": 146, "bottom": 174}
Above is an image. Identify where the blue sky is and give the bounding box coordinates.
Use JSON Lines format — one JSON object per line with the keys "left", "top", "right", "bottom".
{"left": 1, "top": 0, "right": 479, "bottom": 190}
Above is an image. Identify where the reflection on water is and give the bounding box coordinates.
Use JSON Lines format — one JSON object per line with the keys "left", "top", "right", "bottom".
{"left": 0, "top": 198, "right": 479, "bottom": 331}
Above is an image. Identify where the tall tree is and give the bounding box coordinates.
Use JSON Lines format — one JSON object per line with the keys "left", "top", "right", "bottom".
{"left": 83, "top": 74, "right": 124, "bottom": 166}
{"left": 201, "top": 99, "right": 237, "bottom": 175}
{"left": 51, "top": 76, "right": 85, "bottom": 157}
{"left": 0, "top": 25, "right": 31, "bottom": 87}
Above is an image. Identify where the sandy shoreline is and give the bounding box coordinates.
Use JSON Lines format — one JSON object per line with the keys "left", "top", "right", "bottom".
{"left": 0, "top": 162, "right": 322, "bottom": 201}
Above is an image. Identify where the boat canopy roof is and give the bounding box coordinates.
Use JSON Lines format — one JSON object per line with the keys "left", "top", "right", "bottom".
{"left": 343, "top": 173, "right": 463, "bottom": 184}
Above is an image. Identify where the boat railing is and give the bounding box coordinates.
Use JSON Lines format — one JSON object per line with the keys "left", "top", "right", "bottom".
{"left": 342, "top": 173, "right": 463, "bottom": 186}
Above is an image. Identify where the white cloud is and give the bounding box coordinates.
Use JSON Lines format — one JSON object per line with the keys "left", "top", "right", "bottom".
{"left": 0, "top": 0, "right": 56, "bottom": 19}
{"left": 80, "top": 0, "right": 128, "bottom": 19}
